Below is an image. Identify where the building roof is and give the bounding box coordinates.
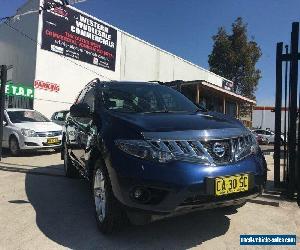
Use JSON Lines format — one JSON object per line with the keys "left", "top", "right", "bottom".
{"left": 164, "top": 80, "right": 256, "bottom": 104}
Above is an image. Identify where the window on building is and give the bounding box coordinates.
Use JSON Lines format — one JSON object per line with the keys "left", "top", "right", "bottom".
{"left": 226, "top": 101, "right": 237, "bottom": 118}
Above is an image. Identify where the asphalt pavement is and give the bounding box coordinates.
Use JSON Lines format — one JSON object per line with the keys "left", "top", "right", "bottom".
{"left": 0, "top": 150, "right": 299, "bottom": 250}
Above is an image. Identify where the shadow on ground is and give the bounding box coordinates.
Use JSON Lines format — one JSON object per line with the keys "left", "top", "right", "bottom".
{"left": 1, "top": 148, "right": 58, "bottom": 159}
{"left": 23, "top": 164, "right": 231, "bottom": 250}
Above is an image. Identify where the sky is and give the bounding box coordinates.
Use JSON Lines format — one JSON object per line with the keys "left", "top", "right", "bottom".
{"left": 1, "top": 0, "right": 300, "bottom": 106}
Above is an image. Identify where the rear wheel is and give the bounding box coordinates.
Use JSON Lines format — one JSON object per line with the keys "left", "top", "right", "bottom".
{"left": 93, "top": 161, "right": 127, "bottom": 234}
{"left": 63, "top": 141, "right": 78, "bottom": 178}
{"left": 9, "top": 136, "right": 20, "bottom": 156}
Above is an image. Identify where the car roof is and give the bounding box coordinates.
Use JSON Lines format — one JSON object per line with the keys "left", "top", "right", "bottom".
{"left": 99, "top": 81, "right": 160, "bottom": 87}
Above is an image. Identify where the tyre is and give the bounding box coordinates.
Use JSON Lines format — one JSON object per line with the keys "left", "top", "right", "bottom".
{"left": 54, "top": 147, "right": 61, "bottom": 153}
{"left": 9, "top": 136, "right": 20, "bottom": 156}
{"left": 93, "top": 161, "right": 126, "bottom": 234}
{"left": 63, "top": 141, "right": 78, "bottom": 178}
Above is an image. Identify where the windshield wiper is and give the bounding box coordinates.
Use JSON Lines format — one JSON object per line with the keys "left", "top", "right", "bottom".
{"left": 195, "top": 107, "right": 208, "bottom": 113}
{"left": 142, "top": 110, "right": 169, "bottom": 114}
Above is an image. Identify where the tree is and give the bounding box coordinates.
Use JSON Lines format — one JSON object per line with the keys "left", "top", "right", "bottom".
{"left": 208, "top": 17, "right": 262, "bottom": 116}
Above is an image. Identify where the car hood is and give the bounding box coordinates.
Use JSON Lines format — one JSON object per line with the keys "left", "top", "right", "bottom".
{"left": 13, "top": 122, "right": 62, "bottom": 132}
{"left": 108, "top": 111, "right": 246, "bottom": 133}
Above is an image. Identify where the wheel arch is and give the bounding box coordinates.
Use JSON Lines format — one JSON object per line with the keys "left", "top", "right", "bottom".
{"left": 9, "top": 132, "right": 20, "bottom": 144}
{"left": 87, "top": 146, "right": 107, "bottom": 180}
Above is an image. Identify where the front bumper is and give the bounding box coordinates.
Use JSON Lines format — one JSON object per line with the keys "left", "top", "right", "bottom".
{"left": 107, "top": 150, "right": 267, "bottom": 214}
{"left": 19, "top": 135, "right": 62, "bottom": 150}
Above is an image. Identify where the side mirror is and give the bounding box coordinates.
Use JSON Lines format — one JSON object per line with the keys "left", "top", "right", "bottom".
{"left": 70, "top": 103, "right": 91, "bottom": 118}
{"left": 3, "top": 121, "right": 7, "bottom": 126}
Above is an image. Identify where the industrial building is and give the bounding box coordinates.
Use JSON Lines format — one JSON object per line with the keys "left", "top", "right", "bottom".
{"left": 0, "top": 0, "right": 255, "bottom": 125}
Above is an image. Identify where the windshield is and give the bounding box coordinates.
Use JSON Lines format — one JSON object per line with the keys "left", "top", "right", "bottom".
{"left": 8, "top": 110, "right": 50, "bottom": 123}
{"left": 101, "top": 84, "right": 198, "bottom": 113}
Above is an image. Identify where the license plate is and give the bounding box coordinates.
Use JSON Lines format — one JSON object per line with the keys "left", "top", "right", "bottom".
{"left": 215, "top": 174, "right": 249, "bottom": 196}
{"left": 47, "top": 138, "right": 59, "bottom": 144}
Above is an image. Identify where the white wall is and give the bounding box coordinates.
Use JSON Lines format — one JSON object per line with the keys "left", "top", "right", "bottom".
{"left": 120, "top": 33, "right": 228, "bottom": 86}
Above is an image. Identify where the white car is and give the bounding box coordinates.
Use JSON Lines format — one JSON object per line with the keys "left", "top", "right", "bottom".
{"left": 252, "top": 129, "right": 285, "bottom": 145}
{"left": 2, "top": 108, "right": 63, "bottom": 155}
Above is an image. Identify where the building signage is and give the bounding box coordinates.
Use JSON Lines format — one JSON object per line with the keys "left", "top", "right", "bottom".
{"left": 41, "top": 0, "right": 118, "bottom": 71}
{"left": 0, "top": 81, "right": 34, "bottom": 99}
{"left": 222, "top": 79, "right": 236, "bottom": 92}
{"left": 34, "top": 80, "right": 60, "bottom": 93}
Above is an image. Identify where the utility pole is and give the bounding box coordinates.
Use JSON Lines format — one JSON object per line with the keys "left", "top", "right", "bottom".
{"left": 0, "top": 65, "right": 7, "bottom": 161}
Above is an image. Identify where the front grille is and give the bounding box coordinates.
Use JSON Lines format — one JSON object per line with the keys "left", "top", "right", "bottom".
{"left": 24, "top": 142, "right": 39, "bottom": 146}
{"left": 202, "top": 140, "right": 232, "bottom": 164}
{"left": 147, "top": 134, "right": 255, "bottom": 165}
{"left": 36, "top": 131, "right": 62, "bottom": 137}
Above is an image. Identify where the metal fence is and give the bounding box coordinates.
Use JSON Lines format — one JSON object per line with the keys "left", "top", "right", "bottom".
{"left": 274, "top": 22, "right": 300, "bottom": 203}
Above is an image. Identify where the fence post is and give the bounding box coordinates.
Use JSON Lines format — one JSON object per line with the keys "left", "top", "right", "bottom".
{"left": 0, "top": 65, "right": 7, "bottom": 161}
{"left": 274, "top": 42, "right": 283, "bottom": 188}
{"left": 287, "top": 22, "right": 299, "bottom": 198}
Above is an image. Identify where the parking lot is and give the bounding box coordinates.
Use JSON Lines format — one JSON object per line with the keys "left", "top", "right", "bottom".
{"left": 0, "top": 149, "right": 299, "bottom": 250}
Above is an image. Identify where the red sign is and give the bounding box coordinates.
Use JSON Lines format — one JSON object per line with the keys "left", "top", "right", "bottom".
{"left": 34, "top": 80, "right": 60, "bottom": 93}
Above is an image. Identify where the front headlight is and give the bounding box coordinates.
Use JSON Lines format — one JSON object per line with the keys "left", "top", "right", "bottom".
{"left": 115, "top": 139, "right": 210, "bottom": 164}
{"left": 115, "top": 139, "right": 178, "bottom": 163}
{"left": 21, "top": 129, "right": 36, "bottom": 137}
{"left": 234, "top": 134, "right": 259, "bottom": 161}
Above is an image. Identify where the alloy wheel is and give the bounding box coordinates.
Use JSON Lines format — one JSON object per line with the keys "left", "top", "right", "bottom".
{"left": 94, "top": 169, "right": 106, "bottom": 222}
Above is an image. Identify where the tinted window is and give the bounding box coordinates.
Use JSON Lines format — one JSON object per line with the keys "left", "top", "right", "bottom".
{"left": 8, "top": 110, "right": 50, "bottom": 123}
{"left": 101, "top": 84, "right": 198, "bottom": 113}
{"left": 75, "top": 89, "right": 86, "bottom": 104}
{"left": 54, "top": 111, "right": 68, "bottom": 121}
{"left": 83, "top": 88, "right": 95, "bottom": 111}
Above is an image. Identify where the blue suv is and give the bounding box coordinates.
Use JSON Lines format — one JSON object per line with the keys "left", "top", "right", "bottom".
{"left": 63, "top": 79, "right": 267, "bottom": 233}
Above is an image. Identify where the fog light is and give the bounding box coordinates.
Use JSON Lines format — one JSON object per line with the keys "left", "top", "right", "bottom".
{"left": 131, "top": 187, "right": 151, "bottom": 203}
{"left": 134, "top": 188, "right": 143, "bottom": 199}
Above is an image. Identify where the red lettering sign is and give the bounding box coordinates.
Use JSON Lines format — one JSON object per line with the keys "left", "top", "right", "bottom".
{"left": 34, "top": 80, "right": 60, "bottom": 93}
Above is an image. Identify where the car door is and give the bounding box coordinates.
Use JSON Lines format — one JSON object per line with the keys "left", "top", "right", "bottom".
{"left": 66, "top": 88, "right": 87, "bottom": 164}
{"left": 77, "top": 86, "right": 97, "bottom": 167}
{"left": 70, "top": 85, "right": 96, "bottom": 167}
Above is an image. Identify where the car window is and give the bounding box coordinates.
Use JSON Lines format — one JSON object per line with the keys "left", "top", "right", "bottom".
{"left": 55, "top": 112, "right": 66, "bottom": 121}
{"left": 101, "top": 84, "right": 198, "bottom": 113}
{"left": 8, "top": 110, "right": 50, "bottom": 123}
{"left": 83, "top": 88, "right": 95, "bottom": 111}
{"left": 51, "top": 112, "right": 57, "bottom": 120}
{"left": 75, "top": 89, "right": 87, "bottom": 104}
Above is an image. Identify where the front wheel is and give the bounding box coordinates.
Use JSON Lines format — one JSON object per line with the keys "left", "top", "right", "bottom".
{"left": 9, "top": 136, "right": 20, "bottom": 156}
{"left": 93, "top": 161, "right": 126, "bottom": 234}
